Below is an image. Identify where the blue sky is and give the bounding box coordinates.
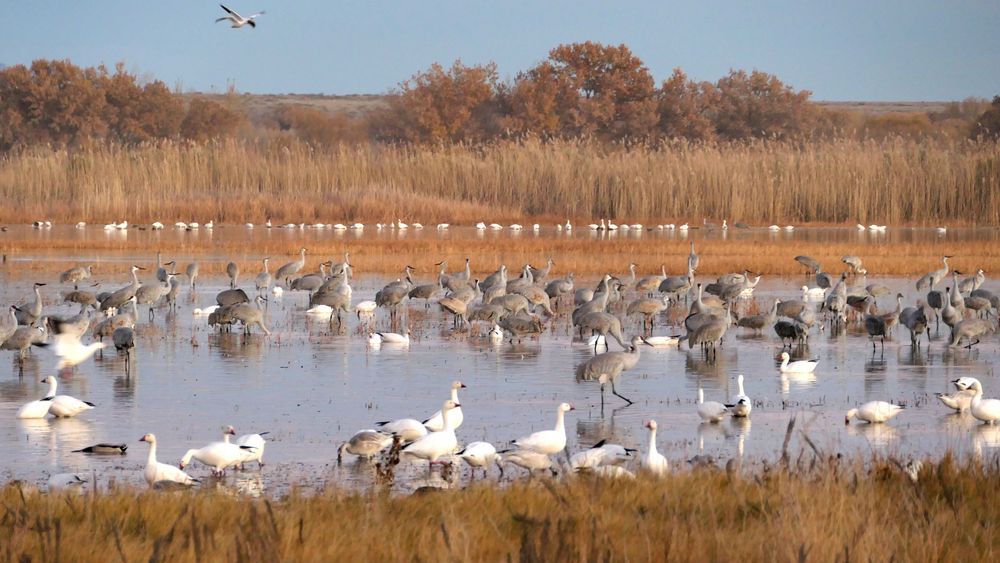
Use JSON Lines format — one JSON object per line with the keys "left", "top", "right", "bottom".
{"left": 3, "top": 1, "right": 999, "bottom": 100}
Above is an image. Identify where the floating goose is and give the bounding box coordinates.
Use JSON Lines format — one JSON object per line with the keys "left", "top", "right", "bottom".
{"left": 697, "top": 387, "right": 729, "bottom": 423}
{"left": 457, "top": 441, "right": 500, "bottom": 477}
{"left": 338, "top": 429, "right": 393, "bottom": 463}
{"left": 642, "top": 420, "right": 669, "bottom": 476}
{"left": 373, "top": 330, "right": 410, "bottom": 345}
{"left": 726, "top": 375, "right": 752, "bottom": 417}
{"left": 423, "top": 381, "right": 466, "bottom": 431}
{"left": 38, "top": 376, "right": 95, "bottom": 418}
{"left": 956, "top": 377, "right": 1000, "bottom": 424}
{"left": 179, "top": 427, "right": 256, "bottom": 476}
{"left": 47, "top": 473, "right": 87, "bottom": 493}
{"left": 644, "top": 334, "right": 680, "bottom": 347}
{"left": 232, "top": 428, "right": 268, "bottom": 469}
{"left": 306, "top": 304, "right": 334, "bottom": 316}
{"left": 487, "top": 324, "right": 503, "bottom": 342}
{"left": 374, "top": 418, "right": 427, "bottom": 442}
{"left": 401, "top": 400, "right": 460, "bottom": 468}
{"left": 72, "top": 443, "right": 127, "bottom": 455}
{"left": 139, "top": 434, "right": 198, "bottom": 487}
{"left": 511, "top": 402, "right": 574, "bottom": 455}
{"left": 569, "top": 440, "right": 636, "bottom": 470}
{"left": 845, "top": 401, "right": 904, "bottom": 424}
{"left": 779, "top": 352, "right": 817, "bottom": 374}
{"left": 16, "top": 378, "right": 55, "bottom": 419}
{"left": 216, "top": 5, "right": 265, "bottom": 28}
{"left": 937, "top": 378, "right": 976, "bottom": 412}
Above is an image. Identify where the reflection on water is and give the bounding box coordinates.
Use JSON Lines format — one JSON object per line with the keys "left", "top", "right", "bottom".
{"left": 0, "top": 237, "right": 998, "bottom": 494}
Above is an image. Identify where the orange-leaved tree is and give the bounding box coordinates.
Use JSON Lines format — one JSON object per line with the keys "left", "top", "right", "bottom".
{"left": 712, "top": 69, "right": 817, "bottom": 140}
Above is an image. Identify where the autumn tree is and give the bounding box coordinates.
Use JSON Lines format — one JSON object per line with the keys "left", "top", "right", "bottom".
{"left": 655, "top": 68, "right": 716, "bottom": 141}
{"left": 12, "top": 60, "right": 108, "bottom": 147}
{"left": 374, "top": 61, "right": 499, "bottom": 144}
{"left": 180, "top": 98, "right": 243, "bottom": 142}
{"left": 100, "top": 63, "right": 183, "bottom": 144}
{"left": 277, "top": 106, "right": 368, "bottom": 146}
{"left": 712, "top": 69, "right": 817, "bottom": 140}
{"left": 508, "top": 42, "right": 657, "bottom": 140}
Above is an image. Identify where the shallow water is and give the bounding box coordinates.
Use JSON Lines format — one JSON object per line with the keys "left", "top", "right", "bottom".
{"left": 0, "top": 226, "right": 998, "bottom": 496}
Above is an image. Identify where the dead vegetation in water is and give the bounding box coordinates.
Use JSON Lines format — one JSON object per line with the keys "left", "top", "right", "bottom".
{"left": 1, "top": 455, "right": 998, "bottom": 561}
{"left": 1, "top": 234, "right": 998, "bottom": 278}
{"left": 1, "top": 139, "right": 998, "bottom": 226}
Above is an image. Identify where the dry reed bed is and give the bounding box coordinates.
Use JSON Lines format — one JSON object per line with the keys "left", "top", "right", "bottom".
{"left": 2, "top": 457, "right": 998, "bottom": 561}
{"left": 1, "top": 236, "right": 998, "bottom": 278}
{"left": 1, "top": 139, "right": 998, "bottom": 226}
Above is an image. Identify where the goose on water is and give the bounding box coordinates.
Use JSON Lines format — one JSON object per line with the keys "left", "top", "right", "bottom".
{"left": 338, "top": 429, "right": 393, "bottom": 462}
{"left": 231, "top": 428, "right": 268, "bottom": 469}
{"left": 697, "top": 387, "right": 729, "bottom": 423}
{"left": 179, "top": 427, "right": 257, "bottom": 476}
{"left": 140, "top": 434, "right": 198, "bottom": 487}
{"left": 72, "top": 443, "right": 127, "bottom": 455}
{"left": 779, "top": 352, "right": 818, "bottom": 374}
{"left": 401, "top": 400, "right": 460, "bottom": 468}
{"left": 726, "top": 374, "right": 752, "bottom": 417}
{"left": 422, "top": 381, "right": 466, "bottom": 431}
{"left": 642, "top": 420, "right": 669, "bottom": 476}
{"left": 457, "top": 441, "right": 500, "bottom": 477}
{"left": 845, "top": 401, "right": 904, "bottom": 424}
{"left": 511, "top": 402, "right": 574, "bottom": 455}
{"left": 36, "top": 376, "right": 95, "bottom": 418}
{"left": 955, "top": 377, "right": 1000, "bottom": 424}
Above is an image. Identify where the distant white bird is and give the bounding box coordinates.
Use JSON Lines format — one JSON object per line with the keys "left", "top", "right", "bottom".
{"left": 373, "top": 330, "right": 410, "bottom": 345}
{"left": 644, "top": 334, "right": 680, "bottom": 348}
{"left": 801, "top": 285, "right": 827, "bottom": 302}
{"left": 75, "top": 222, "right": 86, "bottom": 229}
{"left": 697, "top": 387, "right": 728, "bottom": 423}
{"left": 215, "top": 4, "right": 265, "bottom": 28}
{"left": 271, "top": 286, "right": 283, "bottom": 300}
{"left": 151, "top": 221, "right": 164, "bottom": 230}
{"left": 641, "top": 420, "right": 669, "bottom": 476}
{"left": 845, "top": 401, "right": 904, "bottom": 424}
{"left": 140, "top": 434, "right": 198, "bottom": 488}
{"left": 779, "top": 352, "right": 817, "bottom": 374}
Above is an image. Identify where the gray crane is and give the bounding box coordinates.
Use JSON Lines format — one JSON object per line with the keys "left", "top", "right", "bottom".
{"left": 216, "top": 288, "right": 250, "bottom": 307}
{"left": 59, "top": 265, "right": 92, "bottom": 289}
{"left": 497, "top": 314, "right": 543, "bottom": 344}
{"left": 479, "top": 265, "right": 508, "bottom": 292}
{"left": 156, "top": 260, "right": 176, "bottom": 284}
{"left": 100, "top": 266, "right": 144, "bottom": 312}
{"left": 375, "top": 266, "right": 415, "bottom": 322}
{"left": 627, "top": 296, "right": 670, "bottom": 333}
{"left": 958, "top": 269, "right": 986, "bottom": 295}
{"left": 230, "top": 296, "right": 271, "bottom": 335}
{"left": 185, "top": 262, "right": 200, "bottom": 290}
{"left": 15, "top": 283, "right": 46, "bottom": 325}
{"left": 635, "top": 264, "right": 667, "bottom": 297}
{"left": 900, "top": 301, "right": 929, "bottom": 347}
{"left": 577, "top": 311, "right": 628, "bottom": 351}
{"left": 794, "top": 255, "right": 821, "bottom": 275}
{"left": 688, "top": 241, "right": 699, "bottom": 273}
{"left": 949, "top": 318, "right": 995, "bottom": 348}
{"left": 575, "top": 335, "right": 647, "bottom": 406}
{"left": 737, "top": 299, "right": 780, "bottom": 334}
{"left": 916, "top": 256, "right": 951, "bottom": 291}
{"left": 529, "top": 258, "right": 555, "bottom": 283}
{"left": 226, "top": 261, "right": 240, "bottom": 289}
{"left": 113, "top": 326, "right": 135, "bottom": 374}
{"left": 841, "top": 255, "right": 866, "bottom": 275}
{"left": 659, "top": 268, "right": 694, "bottom": 303}
{"left": 1, "top": 324, "right": 47, "bottom": 361}
{"left": 275, "top": 247, "right": 307, "bottom": 288}
{"left": 255, "top": 258, "right": 271, "bottom": 296}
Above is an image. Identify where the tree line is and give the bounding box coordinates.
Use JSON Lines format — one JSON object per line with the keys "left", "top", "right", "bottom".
{"left": 1, "top": 43, "right": 999, "bottom": 152}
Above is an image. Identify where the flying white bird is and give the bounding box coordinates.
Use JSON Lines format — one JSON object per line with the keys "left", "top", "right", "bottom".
{"left": 216, "top": 4, "right": 264, "bottom": 28}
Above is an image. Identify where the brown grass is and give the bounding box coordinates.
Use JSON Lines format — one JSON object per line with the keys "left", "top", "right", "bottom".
{"left": 2, "top": 456, "right": 997, "bottom": 561}
{"left": 1, "top": 138, "right": 998, "bottom": 227}
{"left": 1, "top": 234, "right": 997, "bottom": 278}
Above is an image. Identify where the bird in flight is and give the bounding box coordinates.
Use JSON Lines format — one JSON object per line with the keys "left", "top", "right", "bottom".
{"left": 216, "top": 4, "right": 265, "bottom": 28}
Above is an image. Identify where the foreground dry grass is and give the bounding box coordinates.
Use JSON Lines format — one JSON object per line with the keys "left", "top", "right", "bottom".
{"left": 2, "top": 138, "right": 998, "bottom": 226}
{"left": 2, "top": 234, "right": 998, "bottom": 278}
{"left": 2, "top": 457, "right": 997, "bottom": 561}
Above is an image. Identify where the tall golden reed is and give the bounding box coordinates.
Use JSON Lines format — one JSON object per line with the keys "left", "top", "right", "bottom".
{"left": 1, "top": 456, "right": 997, "bottom": 561}
{"left": 0, "top": 138, "right": 997, "bottom": 225}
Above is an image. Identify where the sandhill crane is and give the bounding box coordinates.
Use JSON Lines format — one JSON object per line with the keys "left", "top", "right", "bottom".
{"left": 900, "top": 301, "right": 929, "bottom": 346}
{"left": 216, "top": 288, "right": 250, "bottom": 307}
{"left": 619, "top": 263, "right": 638, "bottom": 291}
{"left": 15, "top": 283, "right": 46, "bottom": 325}
{"left": 506, "top": 264, "right": 535, "bottom": 293}
{"left": 438, "top": 296, "right": 468, "bottom": 328}
{"left": 794, "top": 256, "right": 821, "bottom": 275}
{"left": 100, "top": 266, "right": 144, "bottom": 312}
{"left": 949, "top": 318, "right": 995, "bottom": 348}
{"left": 774, "top": 320, "right": 808, "bottom": 347}
{"left": 497, "top": 314, "right": 543, "bottom": 344}
{"left": 479, "top": 265, "right": 508, "bottom": 292}
{"left": 916, "top": 256, "right": 951, "bottom": 291}
{"left": 659, "top": 268, "right": 694, "bottom": 303}
{"left": 156, "top": 260, "right": 176, "bottom": 284}
{"left": 113, "top": 326, "right": 135, "bottom": 373}
{"left": 186, "top": 262, "right": 199, "bottom": 290}
{"left": 512, "top": 285, "right": 555, "bottom": 317}
{"left": 276, "top": 248, "right": 307, "bottom": 288}
{"left": 824, "top": 273, "right": 849, "bottom": 325}
{"left": 230, "top": 296, "right": 270, "bottom": 335}
{"left": 958, "top": 269, "right": 986, "bottom": 295}
{"left": 577, "top": 311, "right": 628, "bottom": 350}
{"left": 635, "top": 265, "right": 667, "bottom": 297}
{"left": 627, "top": 296, "right": 670, "bottom": 333}
{"left": 409, "top": 281, "right": 443, "bottom": 308}
{"left": 216, "top": 4, "right": 265, "bottom": 28}
{"left": 492, "top": 293, "right": 531, "bottom": 317}
{"left": 842, "top": 255, "right": 866, "bottom": 275}
{"left": 60, "top": 266, "right": 92, "bottom": 289}
{"left": 737, "top": 300, "right": 779, "bottom": 334}
{"left": 255, "top": 258, "right": 271, "bottom": 296}
{"left": 226, "top": 261, "right": 240, "bottom": 289}
{"left": 375, "top": 266, "right": 415, "bottom": 322}
{"left": 135, "top": 274, "right": 175, "bottom": 320}
{"left": 863, "top": 304, "right": 888, "bottom": 350}
{"left": 941, "top": 287, "right": 962, "bottom": 328}
{"left": 290, "top": 263, "right": 329, "bottom": 295}
{"left": 529, "top": 258, "right": 555, "bottom": 283}
{"left": 688, "top": 312, "right": 730, "bottom": 358}
{"left": 575, "top": 336, "right": 647, "bottom": 406}
{"left": 688, "top": 242, "right": 699, "bottom": 273}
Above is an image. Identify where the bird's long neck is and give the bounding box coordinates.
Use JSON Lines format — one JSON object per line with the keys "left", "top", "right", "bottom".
{"left": 441, "top": 410, "right": 453, "bottom": 432}
{"left": 264, "top": 261, "right": 270, "bottom": 274}
{"left": 647, "top": 427, "right": 658, "bottom": 455}
{"left": 450, "top": 388, "right": 459, "bottom": 403}
{"left": 181, "top": 450, "right": 196, "bottom": 466}
{"left": 147, "top": 442, "right": 158, "bottom": 466}
{"left": 131, "top": 270, "right": 140, "bottom": 288}
{"left": 45, "top": 378, "right": 57, "bottom": 398}
{"left": 554, "top": 409, "right": 566, "bottom": 433}
{"left": 738, "top": 377, "right": 745, "bottom": 397}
